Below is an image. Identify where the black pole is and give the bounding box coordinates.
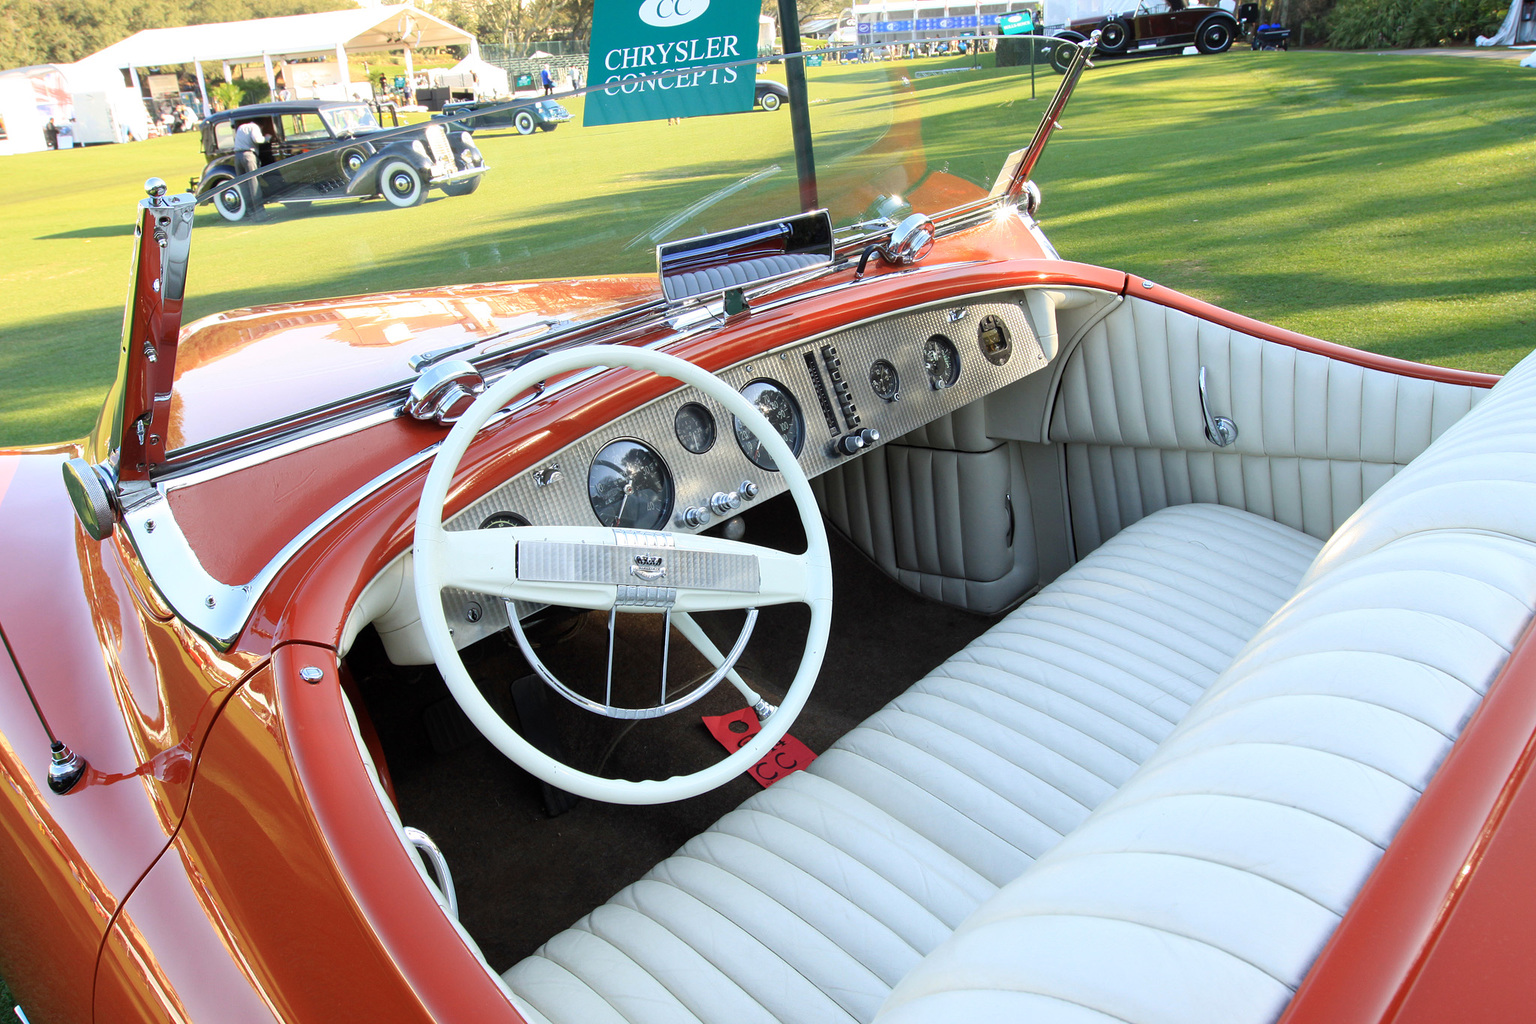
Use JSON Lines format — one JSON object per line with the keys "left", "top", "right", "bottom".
{"left": 777, "top": 0, "right": 818, "bottom": 212}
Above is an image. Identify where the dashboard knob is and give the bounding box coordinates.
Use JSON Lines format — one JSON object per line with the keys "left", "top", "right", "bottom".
{"left": 858, "top": 428, "right": 881, "bottom": 447}
{"left": 739, "top": 480, "right": 759, "bottom": 500}
{"left": 710, "top": 490, "right": 741, "bottom": 515}
{"left": 680, "top": 506, "right": 712, "bottom": 528}
{"left": 834, "top": 433, "right": 866, "bottom": 456}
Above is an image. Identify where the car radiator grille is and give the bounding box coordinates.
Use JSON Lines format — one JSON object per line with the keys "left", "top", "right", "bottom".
{"left": 425, "top": 125, "right": 456, "bottom": 178}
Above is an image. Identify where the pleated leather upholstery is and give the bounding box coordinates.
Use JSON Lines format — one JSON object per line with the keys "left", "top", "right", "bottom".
{"left": 502, "top": 504, "right": 1322, "bottom": 1024}
{"left": 879, "top": 352, "right": 1536, "bottom": 1022}
{"left": 663, "top": 253, "right": 827, "bottom": 302}
{"left": 1048, "top": 296, "right": 1485, "bottom": 553}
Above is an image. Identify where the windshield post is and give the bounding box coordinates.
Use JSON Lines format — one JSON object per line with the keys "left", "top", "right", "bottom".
{"left": 90, "top": 179, "right": 195, "bottom": 488}
{"left": 1006, "top": 32, "right": 1099, "bottom": 195}
{"left": 777, "top": 2, "right": 818, "bottom": 212}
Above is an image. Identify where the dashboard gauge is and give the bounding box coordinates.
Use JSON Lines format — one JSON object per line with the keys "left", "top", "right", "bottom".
{"left": 923, "top": 334, "right": 961, "bottom": 390}
{"left": 480, "top": 511, "right": 530, "bottom": 529}
{"left": 869, "top": 359, "right": 901, "bottom": 402}
{"left": 587, "top": 439, "right": 674, "bottom": 531}
{"left": 733, "top": 379, "right": 805, "bottom": 473}
{"left": 977, "top": 314, "right": 1012, "bottom": 366}
{"left": 674, "top": 402, "right": 717, "bottom": 454}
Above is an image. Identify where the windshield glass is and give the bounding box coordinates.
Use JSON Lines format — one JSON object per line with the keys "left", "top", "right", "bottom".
{"left": 320, "top": 104, "right": 382, "bottom": 135}
{"left": 171, "top": 42, "right": 1069, "bottom": 455}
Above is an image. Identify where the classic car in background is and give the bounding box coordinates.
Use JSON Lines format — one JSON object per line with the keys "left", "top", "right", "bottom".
{"left": 194, "top": 99, "right": 486, "bottom": 221}
{"left": 1056, "top": 0, "right": 1245, "bottom": 55}
{"left": 755, "top": 79, "right": 789, "bottom": 111}
{"left": 441, "top": 97, "right": 572, "bottom": 135}
{"left": 4, "top": 35, "right": 1536, "bottom": 1024}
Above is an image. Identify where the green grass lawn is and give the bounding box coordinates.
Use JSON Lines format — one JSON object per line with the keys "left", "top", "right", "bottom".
{"left": 1, "top": 50, "right": 1532, "bottom": 452}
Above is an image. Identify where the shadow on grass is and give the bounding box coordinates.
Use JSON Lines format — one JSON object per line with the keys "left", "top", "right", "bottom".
{"left": 37, "top": 223, "right": 136, "bottom": 241}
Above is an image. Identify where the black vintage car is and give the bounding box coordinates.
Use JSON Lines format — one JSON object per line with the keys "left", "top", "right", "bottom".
{"left": 1056, "top": 0, "right": 1243, "bottom": 56}
{"left": 754, "top": 80, "right": 788, "bottom": 111}
{"left": 441, "top": 97, "right": 572, "bottom": 135}
{"left": 194, "top": 100, "right": 486, "bottom": 222}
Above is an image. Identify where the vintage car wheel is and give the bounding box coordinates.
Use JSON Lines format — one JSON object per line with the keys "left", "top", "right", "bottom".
{"left": 439, "top": 176, "right": 481, "bottom": 197}
{"left": 539, "top": 123, "right": 558, "bottom": 132}
{"left": 206, "top": 176, "right": 247, "bottom": 222}
{"left": 760, "top": 91, "right": 782, "bottom": 112}
{"left": 1049, "top": 39, "right": 1076, "bottom": 74}
{"left": 514, "top": 110, "right": 537, "bottom": 135}
{"left": 1097, "top": 19, "right": 1131, "bottom": 53}
{"left": 413, "top": 344, "right": 834, "bottom": 806}
{"left": 1196, "top": 16, "right": 1237, "bottom": 53}
{"left": 378, "top": 159, "right": 426, "bottom": 208}
{"left": 341, "top": 147, "right": 369, "bottom": 176}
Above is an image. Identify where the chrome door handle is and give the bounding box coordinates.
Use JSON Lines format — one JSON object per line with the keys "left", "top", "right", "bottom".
{"left": 1198, "top": 366, "right": 1238, "bottom": 447}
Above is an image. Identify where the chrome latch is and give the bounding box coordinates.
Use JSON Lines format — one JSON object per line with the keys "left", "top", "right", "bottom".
{"left": 1198, "top": 366, "right": 1238, "bottom": 447}
{"left": 404, "top": 360, "right": 485, "bottom": 425}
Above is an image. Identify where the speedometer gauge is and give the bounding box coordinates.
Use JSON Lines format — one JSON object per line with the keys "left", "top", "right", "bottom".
{"left": 733, "top": 380, "right": 804, "bottom": 473}
{"left": 587, "top": 439, "right": 674, "bottom": 530}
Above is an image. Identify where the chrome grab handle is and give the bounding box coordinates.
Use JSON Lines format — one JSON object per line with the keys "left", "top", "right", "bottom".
{"left": 403, "top": 826, "right": 458, "bottom": 920}
{"left": 1198, "top": 366, "right": 1239, "bottom": 448}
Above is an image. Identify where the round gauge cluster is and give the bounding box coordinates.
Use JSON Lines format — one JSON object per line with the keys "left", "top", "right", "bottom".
{"left": 869, "top": 359, "right": 900, "bottom": 402}
{"left": 733, "top": 379, "right": 805, "bottom": 473}
{"left": 674, "top": 402, "right": 716, "bottom": 454}
{"left": 480, "top": 511, "right": 531, "bottom": 529}
{"left": 923, "top": 335, "right": 961, "bottom": 390}
{"left": 587, "top": 439, "right": 674, "bottom": 530}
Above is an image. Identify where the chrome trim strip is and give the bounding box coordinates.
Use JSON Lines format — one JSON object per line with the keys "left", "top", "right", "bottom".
{"left": 123, "top": 445, "right": 439, "bottom": 648}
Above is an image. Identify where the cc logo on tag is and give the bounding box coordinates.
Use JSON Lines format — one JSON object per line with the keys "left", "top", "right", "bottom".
{"left": 638, "top": 0, "right": 710, "bottom": 28}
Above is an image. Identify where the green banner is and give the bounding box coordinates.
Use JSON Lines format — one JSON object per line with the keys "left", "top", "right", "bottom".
{"left": 585, "top": 0, "right": 758, "bottom": 127}
{"left": 999, "top": 12, "right": 1032, "bottom": 34}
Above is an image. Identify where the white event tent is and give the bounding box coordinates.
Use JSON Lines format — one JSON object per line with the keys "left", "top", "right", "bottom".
{"left": 78, "top": 5, "right": 477, "bottom": 116}
{"left": 0, "top": 62, "right": 154, "bottom": 154}
{"left": 1477, "top": 0, "right": 1536, "bottom": 45}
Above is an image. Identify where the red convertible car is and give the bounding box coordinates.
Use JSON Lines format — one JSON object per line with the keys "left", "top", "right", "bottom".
{"left": 4, "top": 40, "right": 1535, "bottom": 1024}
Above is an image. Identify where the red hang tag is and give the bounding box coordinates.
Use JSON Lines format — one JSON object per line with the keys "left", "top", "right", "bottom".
{"left": 702, "top": 707, "right": 817, "bottom": 788}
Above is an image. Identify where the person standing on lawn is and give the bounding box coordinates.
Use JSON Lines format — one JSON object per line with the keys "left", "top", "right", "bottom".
{"left": 541, "top": 66, "right": 554, "bottom": 96}
{"left": 232, "top": 120, "right": 268, "bottom": 218}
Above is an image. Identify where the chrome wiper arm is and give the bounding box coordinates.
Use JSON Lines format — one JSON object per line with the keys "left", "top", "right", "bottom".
{"left": 408, "top": 316, "right": 570, "bottom": 372}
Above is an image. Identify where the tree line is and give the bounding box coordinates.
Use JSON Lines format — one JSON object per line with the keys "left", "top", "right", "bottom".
{"left": 0, "top": 0, "right": 353, "bottom": 70}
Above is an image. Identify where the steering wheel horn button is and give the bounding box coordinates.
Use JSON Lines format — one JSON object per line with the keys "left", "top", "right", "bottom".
{"left": 515, "top": 537, "right": 761, "bottom": 594}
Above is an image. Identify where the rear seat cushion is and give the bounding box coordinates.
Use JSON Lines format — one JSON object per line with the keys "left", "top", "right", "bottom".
{"left": 503, "top": 504, "right": 1323, "bottom": 1024}
{"left": 879, "top": 354, "right": 1536, "bottom": 1024}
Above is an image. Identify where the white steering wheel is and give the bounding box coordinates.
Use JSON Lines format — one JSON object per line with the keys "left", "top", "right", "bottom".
{"left": 413, "top": 344, "right": 833, "bottom": 805}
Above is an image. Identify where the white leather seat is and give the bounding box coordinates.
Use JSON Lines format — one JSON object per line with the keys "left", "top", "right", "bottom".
{"left": 503, "top": 504, "right": 1322, "bottom": 1024}
{"left": 879, "top": 352, "right": 1536, "bottom": 1022}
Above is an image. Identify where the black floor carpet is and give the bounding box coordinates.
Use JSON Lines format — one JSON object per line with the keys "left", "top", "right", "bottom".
{"left": 351, "top": 496, "right": 1001, "bottom": 972}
